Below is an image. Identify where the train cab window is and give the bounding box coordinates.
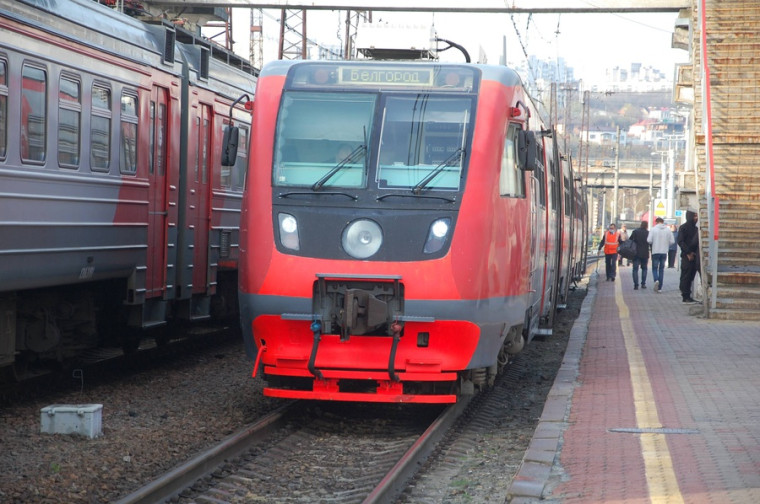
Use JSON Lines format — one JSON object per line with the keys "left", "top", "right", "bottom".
{"left": 0, "top": 59, "right": 7, "bottom": 160}
{"left": 499, "top": 125, "right": 525, "bottom": 198}
{"left": 119, "top": 92, "right": 138, "bottom": 174}
{"left": 21, "top": 64, "right": 47, "bottom": 163}
{"left": 273, "top": 91, "right": 374, "bottom": 188}
{"left": 58, "top": 76, "right": 81, "bottom": 168}
{"left": 376, "top": 95, "right": 470, "bottom": 192}
{"left": 91, "top": 84, "right": 111, "bottom": 172}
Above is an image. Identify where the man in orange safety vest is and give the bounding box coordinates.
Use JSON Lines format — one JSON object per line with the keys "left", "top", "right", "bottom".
{"left": 597, "top": 223, "right": 622, "bottom": 281}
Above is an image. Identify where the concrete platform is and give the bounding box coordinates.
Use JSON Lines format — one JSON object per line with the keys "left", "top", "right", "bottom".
{"left": 507, "top": 264, "right": 760, "bottom": 503}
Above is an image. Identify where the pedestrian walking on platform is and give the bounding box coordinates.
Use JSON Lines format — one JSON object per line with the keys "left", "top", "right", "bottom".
{"left": 617, "top": 224, "right": 629, "bottom": 266}
{"left": 678, "top": 209, "right": 700, "bottom": 302}
{"left": 629, "top": 221, "right": 650, "bottom": 289}
{"left": 648, "top": 217, "right": 675, "bottom": 292}
{"left": 668, "top": 224, "right": 678, "bottom": 268}
{"left": 598, "top": 223, "right": 621, "bottom": 282}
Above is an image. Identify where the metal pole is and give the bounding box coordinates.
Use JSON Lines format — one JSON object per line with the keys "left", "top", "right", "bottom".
{"left": 667, "top": 145, "right": 676, "bottom": 219}
{"left": 613, "top": 126, "right": 620, "bottom": 225}
{"left": 649, "top": 160, "right": 654, "bottom": 226}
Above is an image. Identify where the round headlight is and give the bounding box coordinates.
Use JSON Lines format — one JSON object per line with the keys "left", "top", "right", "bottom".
{"left": 342, "top": 219, "right": 383, "bottom": 259}
{"left": 431, "top": 219, "right": 449, "bottom": 238}
{"left": 278, "top": 213, "right": 300, "bottom": 251}
{"left": 280, "top": 215, "right": 297, "bottom": 234}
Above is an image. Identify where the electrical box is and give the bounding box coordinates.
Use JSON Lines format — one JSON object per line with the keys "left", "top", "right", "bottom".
{"left": 40, "top": 404, "right": 103, "bottom": 439}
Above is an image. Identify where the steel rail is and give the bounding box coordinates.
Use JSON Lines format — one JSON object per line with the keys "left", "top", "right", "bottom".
{"left": 114, "top": 404, "right": 293, "bottom": 504}
{"left": 363, "top": 395, "right": 472, "bottom": 503}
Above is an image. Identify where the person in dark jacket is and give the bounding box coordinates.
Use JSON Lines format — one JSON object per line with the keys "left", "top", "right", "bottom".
{"left": 617, "top": 224, "right": 629, "bottom": 266}
{"left": 678, "top": 209, "right": 700, "bottom": 302}
{"left": 629, "top": 220, "right": 650, "bottom": 289}
{"left": 668, "top": 224, "right": 678, "bottom": 268}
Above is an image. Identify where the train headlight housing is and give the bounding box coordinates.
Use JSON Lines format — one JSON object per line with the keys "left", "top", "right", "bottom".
{"left": 278, "top": 213, "right": 300, "bottom": 251}
{"left": 342, "top": 219, "right": 383, "bottom": 259}
{"left": 423, "top": 218, "right": 451, "bottom": 254}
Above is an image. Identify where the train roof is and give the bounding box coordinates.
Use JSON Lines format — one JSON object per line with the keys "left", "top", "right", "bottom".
{"left": 257, "top": 59, "right": 548, "bottom": 131}
{"left": 7, "top": 0, "right": 164, "bottom": 66}
{"left": 259, "top": 59, "right": 523, "bottom": 87}
{"left": 5, "top": 0, "right": 257, "bottom": 79}
{"left": 177, "top": 43, "right": 257, "bottom": 100}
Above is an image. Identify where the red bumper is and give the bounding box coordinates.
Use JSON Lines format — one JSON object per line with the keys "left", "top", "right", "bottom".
{"left": 252, "top": 315, "right": 481, "bottom": 403}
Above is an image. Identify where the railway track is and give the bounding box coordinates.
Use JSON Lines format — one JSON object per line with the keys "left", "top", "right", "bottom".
{"left": 116, "top": 397, "right": 472, "bottom": 504}
{"left": 0, "top": 322, "right": 239, "bottom": 405}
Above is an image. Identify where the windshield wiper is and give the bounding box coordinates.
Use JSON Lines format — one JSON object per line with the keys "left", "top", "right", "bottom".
{"left": 411, "top": 148, "right": 464, "bottom": 195}
{"left": 376, "top": 193, "right": 456, "bottom": 203}
{"left": 278, "top": 191, "right": 358, "bottom": 201}
{"left": 311, "top": 144, "right": 366, "bottom": 191}
{"left": 312, "top": 127, "right": 368, "bottom": 191}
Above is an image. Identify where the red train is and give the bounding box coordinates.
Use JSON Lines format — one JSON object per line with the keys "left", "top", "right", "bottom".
{"left": 0, "top": 0, "right": 256, "bottom": 380}
{"left": 231, "top": 59, "right": 586, "bottom": 403}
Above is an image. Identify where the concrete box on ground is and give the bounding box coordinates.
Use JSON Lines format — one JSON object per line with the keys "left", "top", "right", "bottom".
{"left": 40, "top": 404, "right": 103, "bottom": 439}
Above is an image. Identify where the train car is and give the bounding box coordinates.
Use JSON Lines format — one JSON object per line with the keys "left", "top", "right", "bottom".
{"left": 571, "top": 170, "right": 589, "bottom": 286}
{"left": 0, "top": 0, "right": 256, "bottom": 380}
{"left": 234, "top": 59, "right": 585, "bottom": 403}
{"left": 556, "top": 153, "right": 587, "bottom": 308}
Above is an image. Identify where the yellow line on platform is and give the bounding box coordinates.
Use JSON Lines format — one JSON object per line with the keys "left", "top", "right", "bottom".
{"left": 615, "top": 279, "right": 684, "bottom": 504}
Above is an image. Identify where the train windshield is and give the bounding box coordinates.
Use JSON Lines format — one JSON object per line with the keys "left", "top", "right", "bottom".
{"left": 376, "top": 95, "right": 469, "bottom": 192}
{"left": 273, "top": 92, "right": 375, "bottom": 188}
{"left": 272, "top": 82, "right": 475, "bottom": 194}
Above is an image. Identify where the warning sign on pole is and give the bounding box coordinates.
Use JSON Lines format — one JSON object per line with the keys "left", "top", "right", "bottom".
{"left": 654, "top": 199, "right": 666, "bottom": 217}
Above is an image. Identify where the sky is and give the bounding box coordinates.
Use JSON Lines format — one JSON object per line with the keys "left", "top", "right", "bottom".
{"left": 226, "top": 9, "right": 689, "bottom": 86}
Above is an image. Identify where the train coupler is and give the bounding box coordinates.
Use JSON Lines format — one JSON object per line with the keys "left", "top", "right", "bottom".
{"left": 308, "top": 320, "right": 324, "bottom": 380}
{"left": 387, "top": 322, "right": 403, "bottom": 382}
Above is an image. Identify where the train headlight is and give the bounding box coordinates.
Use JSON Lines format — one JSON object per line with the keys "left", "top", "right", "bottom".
{"left": 342, "top": 219, "right": 383, "bottom": 259}
{"left": 278, "top": 213, "right": 300, "bottom": 251}
{"left": 423, "top": 218, "right": 451, "bottom": 254}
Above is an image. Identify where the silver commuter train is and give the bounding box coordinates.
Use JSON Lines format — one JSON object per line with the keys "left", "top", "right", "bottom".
{"left": 0, "top": 0, "right": 256, "bottom": 379}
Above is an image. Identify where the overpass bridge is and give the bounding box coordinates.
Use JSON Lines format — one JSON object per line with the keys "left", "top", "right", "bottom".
{"left": 584, "top": 160, "right": 672, "bottom": 190}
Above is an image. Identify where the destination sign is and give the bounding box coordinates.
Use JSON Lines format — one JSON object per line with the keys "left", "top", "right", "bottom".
{"left": 338, "top": 67, "right": 435, "bottom": 86}
{"left": 286, "top": 62, "right": 477, "bottom": 92}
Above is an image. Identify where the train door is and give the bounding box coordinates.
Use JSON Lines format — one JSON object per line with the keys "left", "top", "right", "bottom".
{"left": 193, "top": 104, "right": 212, "bottom": 293}
{"left": 146, "top": 85, "right": 169, "bottom": 298}
{"left": 543, "top": 144, "right": 562, "bottom": 328}
{"left": 527, "top": 175, "right": 542, "bottom": 338}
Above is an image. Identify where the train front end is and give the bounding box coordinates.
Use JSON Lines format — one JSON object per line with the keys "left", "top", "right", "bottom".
{"left": 239, "top": 61, "right": 530, "bottom": 403}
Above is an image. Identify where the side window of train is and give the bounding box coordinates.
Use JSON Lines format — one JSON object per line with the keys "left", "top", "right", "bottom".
{"left": 220, "top": 120, "right": 231, "bottom": 188}
{"left": 535, "top": 143, "right": 546, "bottom": 208}
{"left": 233, "top": 126, "right": 248, "bottom": 191}
{"left": 199, "top": 113, "right": 209, "bottom": 183}
{"left": 499, "top": 124, "right": 525, "bottom": 198}
{"left": 119, "top": 92, "right": 138, "bottom": 174}
{"left": 220, "top": 124, "right": 247, "bottom": 190}
{"left": 21, "top": 63, "right": 47, "bottom": 164}
{"left": 0, "top": 58, "right": 7, "bottom": 161}
{"left": 548, "top": 159, "right": 558, "bottom": 211}
{"left": 58, "top": 75, "right": 81, "bottom": 168}
{"left": 91, "top": 83, "right": 111, "bottom": 172}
